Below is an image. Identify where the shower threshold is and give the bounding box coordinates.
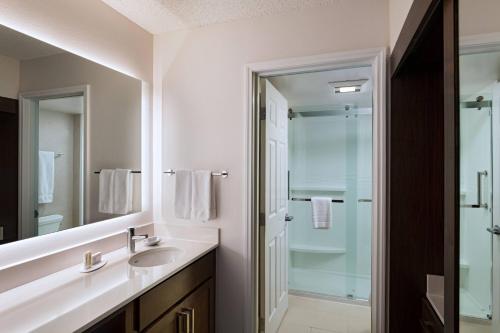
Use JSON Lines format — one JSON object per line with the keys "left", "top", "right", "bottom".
{"left": 289, "top": 289, "right": 370, "bottom": 307}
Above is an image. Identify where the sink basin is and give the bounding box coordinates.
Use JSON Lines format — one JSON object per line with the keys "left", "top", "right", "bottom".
{"left": 128, "top": 247, "right": 183, "bottom": 267}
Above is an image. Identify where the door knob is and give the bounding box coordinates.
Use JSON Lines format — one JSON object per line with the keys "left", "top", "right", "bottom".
{"left": 487, "top": 225, "right": 500, "bottom": 235}
{"left": 285, "top": 214, "right": 294, "bottom": 222}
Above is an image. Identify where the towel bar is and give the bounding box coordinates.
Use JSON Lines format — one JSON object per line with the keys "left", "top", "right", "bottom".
{"left": 94, "top": 170, "right": 141, "bottom": 174}
{"left": 291, "top": 197, "right": 344, "bottom": 203}
{"left": 163, "top": 169, "right": 229, "bottom": 178}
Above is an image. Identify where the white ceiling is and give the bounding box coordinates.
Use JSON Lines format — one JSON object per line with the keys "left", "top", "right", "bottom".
{"left": 0, "top": 25, "right": 63, "bottom": 60}
{"left": 269, "top": 66, "right": 373, "bottom": 110}
{"left": 460, "top": 51, "right": 500, "bottom": 102}
{"left": 102, "top": 0, "right": 339, "bottom": 34}
{"left": 39, "top": 96, "right": 84, "bottom": 115}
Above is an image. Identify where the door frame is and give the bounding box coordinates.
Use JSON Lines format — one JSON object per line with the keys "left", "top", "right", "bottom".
{"left": 460, "top": 33, "right": 500, "bottom": 330}
{"left": 243, "top": 48, "right": 387, "bottom": 333}
{"left": 18, "top": 85, "right": 89, "bottom": 239}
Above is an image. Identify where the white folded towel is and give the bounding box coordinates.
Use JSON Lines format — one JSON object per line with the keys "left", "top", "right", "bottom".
{"left": 113, "top": 169, "right": 134, "bottom": 215}
{"left": 38, "top": 151, "right": 55, "bottom": 204}
{"left": 99, "top": 169, "right": 115, "bottom": 214}
{"left": 191, "top": 170, "right": 216, "bottom": 221}
{"left": 98, "top": 169, "right": 134, "bottom": 214}
{"left": 311, "top": 197, "right": 332, "bottom": 229}
{"left": 174, "top": 170, "right": 192, "bottom": 219}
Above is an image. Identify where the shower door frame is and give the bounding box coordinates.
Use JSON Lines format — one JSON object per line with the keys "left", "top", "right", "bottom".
{"left": 243, "top": 48, "right": 387, "bottom": 333}
{"left": 460, "top": 33, "right": 500, "bottom": 330}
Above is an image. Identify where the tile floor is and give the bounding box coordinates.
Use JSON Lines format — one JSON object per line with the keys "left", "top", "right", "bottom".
{"left": 459, "top": 319, "right": 492, "bottom": 333}
{"left": 277, "top": 295, "right": 371, "bottom": 333}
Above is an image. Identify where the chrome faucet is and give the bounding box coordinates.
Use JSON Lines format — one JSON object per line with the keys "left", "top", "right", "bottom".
{"left": 127, "top": 227, "right": 148, "bottom": 253}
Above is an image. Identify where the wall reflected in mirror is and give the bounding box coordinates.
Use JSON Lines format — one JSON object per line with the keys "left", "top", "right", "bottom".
{"left": 459, "top": 0, "right": 500, "bottom": 332}
{"left": 0, "top": 25, "right": 142, "bottom": 244}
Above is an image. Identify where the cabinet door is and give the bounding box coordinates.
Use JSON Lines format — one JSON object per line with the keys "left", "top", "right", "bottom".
{"left": 145, "top": 278, "right": 214, "bottom": 333}
{"left": 84, "top": 302, "right": 135, "bottom": 333}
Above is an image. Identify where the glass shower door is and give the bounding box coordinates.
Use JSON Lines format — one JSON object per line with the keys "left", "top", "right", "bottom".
{"left": 459, "top": 99, "right": 493, "bottom": 320}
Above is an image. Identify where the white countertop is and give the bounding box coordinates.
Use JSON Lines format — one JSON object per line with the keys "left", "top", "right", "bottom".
{"left": 0, "top": 228, "right": 218, "bottom": 333}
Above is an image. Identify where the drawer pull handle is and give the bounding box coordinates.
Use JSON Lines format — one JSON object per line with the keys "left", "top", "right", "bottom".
{"left": 177, "top": 308, "right": 195, "bottom": 333}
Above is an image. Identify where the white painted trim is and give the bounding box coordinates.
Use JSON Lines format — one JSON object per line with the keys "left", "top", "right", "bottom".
{"left": 242, "top": 48, "right": 387, "bottom": 333}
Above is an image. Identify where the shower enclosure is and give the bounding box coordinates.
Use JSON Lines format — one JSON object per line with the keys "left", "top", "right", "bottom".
{"left": 459, "top": 49, "right": 500, "bottom": 326}
{"left": 459, "top": 95, "right": 493, "bottom": 320}
{"left": 287, "top": 106, "right": 372, "bottom": 301}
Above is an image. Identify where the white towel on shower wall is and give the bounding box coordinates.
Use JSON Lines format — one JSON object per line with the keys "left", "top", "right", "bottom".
{"left": 174, "top": 170, "right": 192, "bottom": 219}
{"left": 191, "top": 170, "right": 216, "bottom": 221}
{"left": 311, "top": 197, "right": 332, "bottom": 229}
{"left": 38, "top": 151, "right": 55, "bottom": 204}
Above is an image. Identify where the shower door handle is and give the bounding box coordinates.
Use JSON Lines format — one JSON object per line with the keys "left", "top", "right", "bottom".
{"left": 487, "top": 225, "right": 500, "bottom": 235}
{"left": 285, "top": 214, "right": 294, "bottom": 222}
{"left": 461, "top": 170, "right": 488, "bottom": 209}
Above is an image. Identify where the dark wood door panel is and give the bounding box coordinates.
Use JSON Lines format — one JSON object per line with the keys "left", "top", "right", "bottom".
{"left": 0, "top": 96, "right": 19, "bottom": 244}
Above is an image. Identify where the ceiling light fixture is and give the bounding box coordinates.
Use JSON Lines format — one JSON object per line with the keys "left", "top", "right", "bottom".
{"left": 329, "top": 79, "right": 368, "bottom": 94}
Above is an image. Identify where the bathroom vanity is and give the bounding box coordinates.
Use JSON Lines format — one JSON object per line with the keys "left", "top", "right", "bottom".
{"left": 0, "top": 227, "right": 218, "bottom": 333}
{"left": 86, "top": 251, "right": 215, "bottom": 333}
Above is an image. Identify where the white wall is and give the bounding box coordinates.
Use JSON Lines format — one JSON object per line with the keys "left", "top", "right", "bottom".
{"left": 389, "top": 0, "right": 413, "bottom": 51}
{"left": 0, "top": 0, "right": 153, "bottom": 268}
{"left": 155, "top": 1, "right": 388, "bottom": 331}
{"left": 0, "top": 54, "right": 19, "bottom": 99}
{"left": 460, "top": 0, "right": 500, "bottom": 37}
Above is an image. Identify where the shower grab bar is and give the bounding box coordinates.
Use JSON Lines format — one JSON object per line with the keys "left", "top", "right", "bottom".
{"left": 358, "top": 199, "right": 372, "bottom": 202}
{"left": 291, "top": 197, "right": 344, "bottom": 203}
{"left": 461, "top": 170, "right": 488, "bottom": 209}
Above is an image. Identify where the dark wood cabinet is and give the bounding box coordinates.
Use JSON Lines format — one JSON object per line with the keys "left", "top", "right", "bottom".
{"left": 388, "top": 0, "right": 458, "bottom": 332}
{"left": 85, "top": 303, "right": 135, "bottom": 333}
{"left": 0, "top": 96, "right": 19, "bottom": 244}
{"left": 84, "top": 251, "right": 215, "bottom": 333}
{"left": 145, "top": 279, "right": 214, "bottom": 333}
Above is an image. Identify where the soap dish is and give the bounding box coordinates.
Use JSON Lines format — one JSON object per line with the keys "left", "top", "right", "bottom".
{"left": 80, "top": 260, "right": 107, "bottom": 273}
{"left": 144, "top": 236, "right": 161, "bottom": 247}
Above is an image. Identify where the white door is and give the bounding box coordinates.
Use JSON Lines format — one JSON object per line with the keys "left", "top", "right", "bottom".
{"left": 491, "top": 82, "right": 500, "bottom": 332}
{"left": 261, "top": 79, "right": 289, "bottom": 333}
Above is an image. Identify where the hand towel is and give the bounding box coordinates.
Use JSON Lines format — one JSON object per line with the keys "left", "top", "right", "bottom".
{"left": 191, "top": 170, "right": 216, "bottom": 221}
{"left": 38, "top": 151, "right": 55, "bottom": 204}
{"left": 311, "top": 197, "right": 332, "bottom": 229}
{"left": 99, "top": 169, "right": 115, "bottom": 214}
{"left": 113, "top": 169, "right": 134, "bottom": 215}
{"left": 175, "top": 170, "right": 192, "bottom": 219}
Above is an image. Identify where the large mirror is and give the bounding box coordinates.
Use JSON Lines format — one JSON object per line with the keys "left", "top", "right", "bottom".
{"left": 459, "top": 0, "right": 500, "bottom": 331}
{"left": 0, "top": 25, "right": 142, "bottom": 244}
